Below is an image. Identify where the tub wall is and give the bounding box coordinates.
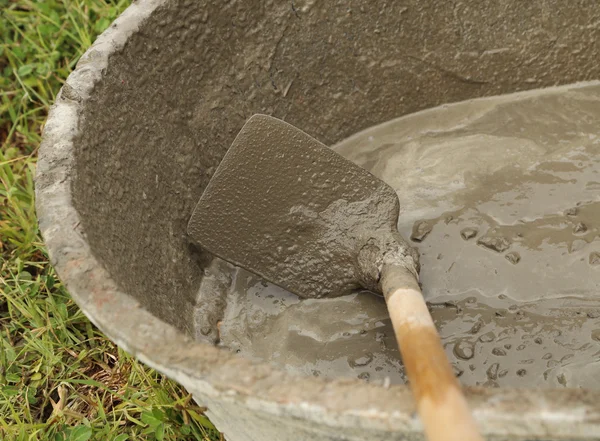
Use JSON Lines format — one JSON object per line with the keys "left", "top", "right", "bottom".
{"left": 72, "top": 0, "right": 600, "bottom": 335}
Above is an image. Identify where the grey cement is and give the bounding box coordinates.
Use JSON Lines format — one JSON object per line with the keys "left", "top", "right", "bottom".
{"left": 36, "top": 0, "right": 600, "bottom": 439}
{"left": 215, "top": 82, "right": 600, "bottom": 390}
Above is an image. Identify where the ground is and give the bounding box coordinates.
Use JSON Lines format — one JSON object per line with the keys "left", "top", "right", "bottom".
{"left": 0, "top": 1, "right": 221, "bottom": 440}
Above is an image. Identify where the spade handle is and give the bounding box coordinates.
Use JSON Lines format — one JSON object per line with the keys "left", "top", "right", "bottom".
{"left": 380, "top": 264, "right": 483, "bottom": 441}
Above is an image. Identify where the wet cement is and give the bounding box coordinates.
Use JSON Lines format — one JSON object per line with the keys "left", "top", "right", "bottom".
{"left": 206, "top": 82, "right": 600, "bottom": 389}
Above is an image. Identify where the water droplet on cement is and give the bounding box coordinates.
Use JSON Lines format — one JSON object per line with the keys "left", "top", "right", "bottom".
{"left": 492, "top": 347, "right": 507, "bottom": 356}
{"left": 574, "top": 222, "right": 588, "bottom": 234}
{"left": 453, "top": 340, "right": 475, "bottom": 360}
{"left": 479, "top": 332, "right": 495, "bottom": 343}
{"left": 487, "top": 363, "right": 500, "bottom": 380}
{"left": 477, "top": 236, "right": 511, "bottom": 253}
{"left": 411, "top": 220, "right": 432, "bottom": 242}
{"left": 460, "top": 227, "right": 478, "bottom": 241}
{"left": 505, "top": 251, "right": 521, "bottom": 264}
{"left": 358, "top": 372, "right": 370, "bottom": 381}
{"left": 349, "top": 353, "right": 373, "bottom": 368}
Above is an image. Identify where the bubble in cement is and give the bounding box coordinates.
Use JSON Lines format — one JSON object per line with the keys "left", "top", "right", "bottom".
{"left": 574, "top": 222, "right": 588, "bottom": 234}
{"left": 590, "top": 252, "right": 600, "bottom": 266}
{"left": 517, "top": 369, "right": 527, "bottom": 377}
{"left": 477, "top": 235, "right": 511, "bottom": 253}
{"left": 410, "top": 220, "right": 432, "bottom": 242}
{"left": 460, "top": 227, "right": 478, "bottom": 241}
{"left": 349, "top": 353, "right": 373, "bottom": 368}
{"left": 505, "top": 251, "right": 521, "bottom": 265}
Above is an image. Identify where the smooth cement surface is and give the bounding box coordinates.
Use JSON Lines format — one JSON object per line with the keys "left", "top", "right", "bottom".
{"left": 205, "top": 82, "right": 600, "bottom": 389}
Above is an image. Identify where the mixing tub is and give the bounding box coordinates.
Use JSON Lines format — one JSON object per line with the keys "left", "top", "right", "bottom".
{"left": 36, "top": 1, "right": 600, "bottom": 439}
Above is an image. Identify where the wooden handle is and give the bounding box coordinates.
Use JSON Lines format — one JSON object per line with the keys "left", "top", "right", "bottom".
{"left": 380, "top": 264, "right": 483, "bottom": 441}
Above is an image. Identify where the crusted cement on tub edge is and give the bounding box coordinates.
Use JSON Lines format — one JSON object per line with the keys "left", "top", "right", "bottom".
{"left": 34, "top": 0, "right": 600, "bottom": 439}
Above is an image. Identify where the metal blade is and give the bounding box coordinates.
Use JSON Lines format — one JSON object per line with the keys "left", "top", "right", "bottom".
{"left": 187, "top": 115, "right": 401, "bottom": 298}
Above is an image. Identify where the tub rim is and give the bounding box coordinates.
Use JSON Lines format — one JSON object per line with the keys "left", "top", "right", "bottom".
{"left": 34, "top": 0, "right": 600, "bottom": 437}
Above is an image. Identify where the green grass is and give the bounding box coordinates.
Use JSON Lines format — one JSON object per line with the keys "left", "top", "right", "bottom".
{"left": 0, "top": 1, "right": 221, "bottom": 440}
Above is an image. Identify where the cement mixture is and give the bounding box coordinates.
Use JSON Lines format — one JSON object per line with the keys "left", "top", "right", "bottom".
{"left": 201, "top": 82, "right": 600, "bottom": 389}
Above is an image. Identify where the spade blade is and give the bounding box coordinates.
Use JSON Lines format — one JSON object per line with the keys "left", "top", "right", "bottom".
{"left": 187, "top": 115, "right": 401, "bottom": 298}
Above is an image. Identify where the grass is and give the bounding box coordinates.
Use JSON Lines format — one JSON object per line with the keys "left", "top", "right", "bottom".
{"left": 1, "top": 1, "right": 221, "bottom": 440}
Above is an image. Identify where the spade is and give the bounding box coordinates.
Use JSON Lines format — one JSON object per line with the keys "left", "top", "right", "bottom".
{"left": 188, "top": 115, "right": 482, "bottom": 441}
